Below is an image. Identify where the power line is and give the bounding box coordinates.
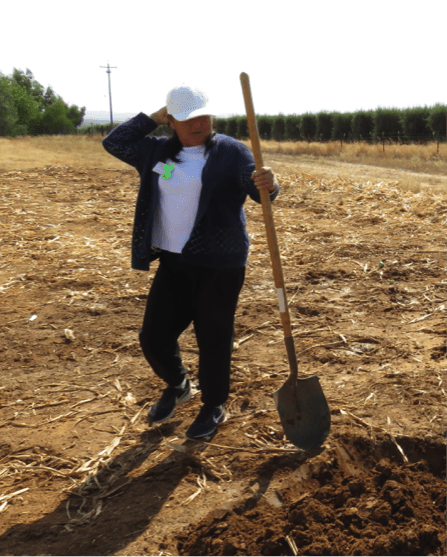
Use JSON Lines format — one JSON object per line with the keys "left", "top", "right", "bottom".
{"left": 100, "top": 62, "right": 117, "bottom": 125}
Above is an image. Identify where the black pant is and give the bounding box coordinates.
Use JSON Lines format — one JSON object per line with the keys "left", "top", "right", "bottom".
{"left": 139, "top": 251, "right": 245, "bottom": 407}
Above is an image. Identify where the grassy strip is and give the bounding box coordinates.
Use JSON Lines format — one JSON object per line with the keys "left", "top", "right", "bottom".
{"left": 0, "top": 135, "right": 445, "bottom": 179}
{"left": 240, "top": 139, "right": 447, "bottom": 176}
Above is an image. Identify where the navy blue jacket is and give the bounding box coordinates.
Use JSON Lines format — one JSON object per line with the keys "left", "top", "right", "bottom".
{"left": 102, "top": 112, "right": 280, "bottom": 270}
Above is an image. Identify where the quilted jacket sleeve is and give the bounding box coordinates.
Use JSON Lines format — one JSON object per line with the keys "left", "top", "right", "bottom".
{"left": 102, "top": 113, "right": 158, "bottom": 172}
{"left": 237, "top": 141, "right": 280, "bottom": 203}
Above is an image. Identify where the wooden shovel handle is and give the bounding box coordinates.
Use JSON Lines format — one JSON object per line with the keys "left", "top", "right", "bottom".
{"left": 240, "top": 72, "right": 298, "bottom": 382}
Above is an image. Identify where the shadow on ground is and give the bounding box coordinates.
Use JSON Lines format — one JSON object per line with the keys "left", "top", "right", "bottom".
{"left": 0, "top": 418, "right": 320, "bottom": 556}
{"left": 1, "top": 421, "right": 189, "bottom": 555}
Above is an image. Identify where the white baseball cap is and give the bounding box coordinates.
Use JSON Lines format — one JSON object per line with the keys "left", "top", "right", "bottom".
{"left": 166, "top": 85, "right": 214, "bottom": 121}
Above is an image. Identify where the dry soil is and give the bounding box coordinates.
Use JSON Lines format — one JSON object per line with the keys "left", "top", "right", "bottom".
{"left": 0, "top": 155, "right": 445, "bottom": 556}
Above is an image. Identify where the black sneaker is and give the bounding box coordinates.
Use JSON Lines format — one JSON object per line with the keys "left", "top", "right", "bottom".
{"left": 186, "top": 404, "right": 226, "bottom": 440}
{"left": 147, "top": 377, "right": 192, "bottom": 424}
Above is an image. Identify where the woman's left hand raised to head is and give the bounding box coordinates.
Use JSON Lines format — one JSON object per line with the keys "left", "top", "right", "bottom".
{"left": 251, "top": 167, "right": 279, "bottom": 193}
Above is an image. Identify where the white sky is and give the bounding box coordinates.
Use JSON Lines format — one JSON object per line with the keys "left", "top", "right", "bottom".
{"left": 2, "top": 0, "right": 445, "bottom": 119}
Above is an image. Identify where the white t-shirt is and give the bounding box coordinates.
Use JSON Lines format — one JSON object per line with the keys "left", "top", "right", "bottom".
{"left": 152, "top": 144, "right": 208, "bottom": 253}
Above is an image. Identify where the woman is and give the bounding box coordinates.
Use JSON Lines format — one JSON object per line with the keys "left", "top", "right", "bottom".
{"left": 103, "top": 84, "right": 280, "bottom": 440}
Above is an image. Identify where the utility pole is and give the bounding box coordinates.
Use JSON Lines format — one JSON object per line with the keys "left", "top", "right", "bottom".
{"left": 100, "top": 62, "right": 117, "bottom": 125}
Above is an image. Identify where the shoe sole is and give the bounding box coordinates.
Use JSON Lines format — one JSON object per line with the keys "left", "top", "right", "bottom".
{"left": 148, "top": 390, "right": 193, "bottom": 425}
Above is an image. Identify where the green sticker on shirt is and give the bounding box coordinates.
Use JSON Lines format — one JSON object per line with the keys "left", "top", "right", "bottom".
{"left": 162, "top": 163, "right": 175, "bottom": 180}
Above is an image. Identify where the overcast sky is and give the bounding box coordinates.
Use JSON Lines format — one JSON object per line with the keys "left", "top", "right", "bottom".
{"left": 2, "top": 0, "right": 444, "bottom": 120}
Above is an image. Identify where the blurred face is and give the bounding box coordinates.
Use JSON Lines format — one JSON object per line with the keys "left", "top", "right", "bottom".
{"left": 167, "top": 114, "right": 213, "bottom": 147}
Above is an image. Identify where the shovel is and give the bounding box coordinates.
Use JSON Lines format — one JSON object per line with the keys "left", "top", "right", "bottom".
{"left": 240, "top": 72, "right": 331, "bottom": 451}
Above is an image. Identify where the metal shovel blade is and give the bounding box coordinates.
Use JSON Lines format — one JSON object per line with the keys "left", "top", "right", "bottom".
{"left": 273, "top": 375, "right": 331, "bottom": 451}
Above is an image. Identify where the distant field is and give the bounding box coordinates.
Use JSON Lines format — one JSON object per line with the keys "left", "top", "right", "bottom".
{"left": 240, "top": 139, "right": 447, "bottom": 177}
{"left": 0, "top": 135, "right": 446, "bottom": 193}
{"left": 0, "top": 135, "right": 127, "bottom": 171}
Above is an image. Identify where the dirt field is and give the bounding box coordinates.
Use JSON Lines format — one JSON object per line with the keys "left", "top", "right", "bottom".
{"left": 0, "top": 150, "right": 446, "bottom": 556}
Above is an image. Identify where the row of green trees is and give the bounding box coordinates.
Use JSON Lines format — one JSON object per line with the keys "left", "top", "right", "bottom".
{"left": 143, "top": 105, "right": 445, "bottom": 143}
{"left": 0, "top": 68, "right": 85, "bottom": 136}
{"left": 1, "top": 68, "right": 445, "bottom": 143}
{"left": 212, "top": 105, "right": 446, "bottom": 143}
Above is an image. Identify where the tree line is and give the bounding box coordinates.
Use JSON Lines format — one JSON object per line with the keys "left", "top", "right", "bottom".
{"left": 1, "top": 68, "right": 445, "bottom": 144}
{"left": 0, "top": 68, "right": 85, "bottom": 136}
{"left": 148, "top": 106, "right": 446, "bottom": 144}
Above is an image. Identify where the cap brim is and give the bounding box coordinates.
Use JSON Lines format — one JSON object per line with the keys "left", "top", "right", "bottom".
{"left": 170, "top": 106, "right": 215, "bottom": 121}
